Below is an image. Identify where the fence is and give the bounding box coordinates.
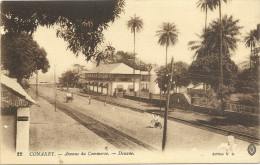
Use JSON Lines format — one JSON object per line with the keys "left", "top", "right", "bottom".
{"left": 124, "top": 92, "right": 167, "bottom": 100}
{"left": 229, "top": 103, "right": 259, "bottom": 115}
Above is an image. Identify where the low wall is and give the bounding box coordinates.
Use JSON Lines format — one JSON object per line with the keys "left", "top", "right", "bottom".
{"left": 123, "top": 93, "right": 166, "bottom": 107}
{"left": 124, "top": 92, "right": 259, "bottom": 122}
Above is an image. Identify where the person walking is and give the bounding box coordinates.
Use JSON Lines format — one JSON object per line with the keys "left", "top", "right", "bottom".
{"left": 88, "top": 95, "right": 91, "bottom": 105}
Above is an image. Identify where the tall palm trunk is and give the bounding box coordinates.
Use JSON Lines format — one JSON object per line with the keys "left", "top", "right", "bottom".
{"left": 165, "top": 44, "right": 168, "bottom": 67}
{"left": 250, "top": 44, "right": 252, "bottom": 68}
{"left": 204, "top": 5, "right": 208, "bottom": 89}
{"left": 219, "top": 0, "right": 223, "bottom": 87}
{"left": 205, "top": 5, "right": 208, "bottom": 31}
{"left": 133, "top": 29, "right": 136, "bottom": 92}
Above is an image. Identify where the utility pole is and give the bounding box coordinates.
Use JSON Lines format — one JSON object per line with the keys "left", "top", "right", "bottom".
{"left": 133, "top": 29, "right": 136, "bottom": 93}
{"left": 54, "top": 65, "right": 57, "bottom": 112}
{"left": 159, "top": 76, "right": 162, "bottom": 111}
{"left": 139, "top": 62, "right": 141, "bottom": 103}
{"left": 162, "top": 57, "right": 174, "bottom": 152}
{"left": 36, "top": 70, "right": 38, "bottom": 99}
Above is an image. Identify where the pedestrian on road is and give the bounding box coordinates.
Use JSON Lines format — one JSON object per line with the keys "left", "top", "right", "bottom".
{"left": 88, "top": 95, "right": 91, "bottom": 105}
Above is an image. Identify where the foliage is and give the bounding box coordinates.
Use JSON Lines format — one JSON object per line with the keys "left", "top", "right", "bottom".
{"left": 59, "top": 70, "right": 80, "bottom": 87}
{"left": 188, "top": 15, "right": 242, "bottom": 59}
{"left": 235, "top": 50, "right": 259, "bottom": 95}
{"left": 189, "top": 55, "right": 238, "bottom": 90}
{"left": 188, "top": 15, "right": 241, "bottom": 89}
{"left": 1, "top": 1, "right": 125, "bottom": 63}
{"left": 197, "top": 0, "right": 218, "bottom": 12}
{"left": 196, "top": 0, "right": 218, "bottom": 30}
{"left": 104, "top": 51, "right": 152, "bottom": 71}
{"left": 216, "top": 84, "right": 235, "bottom": 110}
{"left": 156, "top": 22, "right": 178, "bottom": 48}
{"left": 155, "top": 61, "right": 190, "bottom": 93}
{"left": 188, "top": 88, "right": 221, "bottom": 108}
{"left": 1, "top": 32, "right": 50, "bottom": 84}
{"left": 244, "top": 30, "right": 259, "bottom": 49}
{"left": 236, "top": 94, "right": 259, "bottom": 107}
{"left": 126, "top": 15, "right": 144, "bottom": 33}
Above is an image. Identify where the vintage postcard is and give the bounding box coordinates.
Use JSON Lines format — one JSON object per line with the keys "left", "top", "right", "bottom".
{"left": 1, "top": 0, "right": 259, "bottom": 164}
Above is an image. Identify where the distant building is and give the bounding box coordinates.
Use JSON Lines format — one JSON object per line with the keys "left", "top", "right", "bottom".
{"left": 79, "top": 63, "right": 159, "bottom": 96}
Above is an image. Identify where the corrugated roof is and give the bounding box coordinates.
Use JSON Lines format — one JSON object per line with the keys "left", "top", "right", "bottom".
{"left": 86, "top": 63, "right": 137, "bottom": 74}
{"left": 1, "top": 74, "right": 36, "bottom": 104}
{"left": 86, "top": 63, "right": 122, "bottom": 74}
{"left": 86, "top": 63, "right": 150, "bottom": 75}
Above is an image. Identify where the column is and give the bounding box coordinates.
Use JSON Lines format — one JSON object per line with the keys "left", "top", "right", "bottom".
{"left": 16, "top": 107, "right": 30, "bottom": 153}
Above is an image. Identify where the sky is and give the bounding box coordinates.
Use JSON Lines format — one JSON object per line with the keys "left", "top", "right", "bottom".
{"left": 31, "top": 0, "right": 260, "bottom": 83}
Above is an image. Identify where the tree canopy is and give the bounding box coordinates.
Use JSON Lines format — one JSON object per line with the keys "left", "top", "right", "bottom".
{"left": 59, "top": 70, "right": 80, "bottom": 88}
{"left": 188, "top": 15, "right": 241, "bottom": 89}
{"left": 1, "top": 32, "right": 50, "bottom": 84}
{"left": 155, "top": 61, "right": 190, "bottom": 93}
{"left": 103, "top": 51, "right": 152, "bottom": 71}
{"left": 1, "top": 1, "right": 125, "bottom": 63}
{"left": 189, "top": 15, "right": 242, "bottom": 59}
{"left": 127, "top": 15, "right": 144, "bottom": 33}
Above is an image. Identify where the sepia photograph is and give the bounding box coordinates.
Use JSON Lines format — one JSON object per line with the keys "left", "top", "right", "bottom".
{"left": 0, "top": 0, "right": 260, "bottom": 164}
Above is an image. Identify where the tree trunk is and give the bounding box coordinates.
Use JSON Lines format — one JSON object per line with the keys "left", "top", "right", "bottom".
{"left": 166, "top": 44, "right": 168, "bottom": 67}
{"left": 250, "top": 44, "right": 252, "bottom": 68}
{"left": 219, "top": 0, "right": 223, "bottom": 87}
{"left": 162, "top": 57, "right": 174, "bottom": 152}
{"left": 205, "top": 5, "right": 208, "bottom": 31}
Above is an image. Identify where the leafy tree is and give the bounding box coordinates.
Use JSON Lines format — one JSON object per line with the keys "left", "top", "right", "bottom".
{"left": 188, "top": 55, "right": 238, "bottom": 90}
{"left": 1, "top": 1, "right": 124, "bottom": 63}
{"left": 213, "top": 0, "right": 231, "bottom": 86}
{"left": 188, "top": 15, "right": 241, "bottom": 89}
{"left": 188, "top": 15, "right": 241, "bottom": 110}
{"left": 104, "top": 51, "right": 152, "bottom": 71}
{"left": 127, "top": 14, "right": 144, "bottom": 91}
{"left": 155, "top": 62, "right": 190, "bottom": 94}
{"left": 1, "top": 32, "right": 50, "bottom": 84}
{"left": 235, "top": 48, "right": 259, "bottom": 94}
{"left": 59, "top": 70, "right": 80, "bottom": 87}
{"left": 196, "top": 0, "right": 218, "bottom": 30}
{"left": 189, "top": 15, "right": 241, "bottom": 59}
{"left": 156, "top": 22, "right": 178, "bottom": 66}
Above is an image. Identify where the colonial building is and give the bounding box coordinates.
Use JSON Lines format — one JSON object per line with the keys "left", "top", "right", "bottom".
{"left": 1, "top": 74, "right": 36, "bottom": 154}
{"left": 80, "top": 63, "right": 157, "bottom": 96}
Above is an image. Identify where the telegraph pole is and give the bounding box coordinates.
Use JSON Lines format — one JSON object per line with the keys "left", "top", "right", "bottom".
{"left": 139, "top": 62, "right": 141, "bottom": 103}
{"left": 159, "top": 77, "right": 162, "bottom": 111}
{"left": 36, "top": 70, "right": 38, "bottom": 99}
{"left": 162, "top": 57, "right": 174, "bottom": 152}
{"left": 54, "top": 65, "right": 57, "bottom": 112}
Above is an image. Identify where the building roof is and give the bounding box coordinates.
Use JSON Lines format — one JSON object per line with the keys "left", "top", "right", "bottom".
{"left": 1, "top": 74, "right": 36, "bottom": 104}
{"left": 86, "top": 63, "right": 149, "bottom": 75}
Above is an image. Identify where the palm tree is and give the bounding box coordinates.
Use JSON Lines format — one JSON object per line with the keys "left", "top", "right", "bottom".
{"left": 244, "top": 30, "right": 259, "bottom": 68}
{"left": 127, "top": 15, "right": 143, "bottom": 92}
{"left": 197, "top": 0, "right": 218, "bottom": 30}
{"left": 156, "top": 22, "right": 178, "bottom": 152}
{"left": 156, "top": 22, "right": 178, "bottom": 66}
{"left": 189, "top": 15, "right": 241, "bottom": 60}
{"left": 216, "top": 0, "right": 230, "bottom": 86}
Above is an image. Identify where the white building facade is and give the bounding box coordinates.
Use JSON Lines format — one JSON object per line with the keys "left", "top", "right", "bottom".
{"left": 80, "top": 63, "right": 160, "bottom": 96}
